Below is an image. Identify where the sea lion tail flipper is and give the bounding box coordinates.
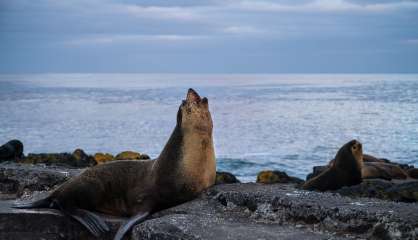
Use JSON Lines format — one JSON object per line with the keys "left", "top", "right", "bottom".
{"left": 13, "top": 197, "right": 52, "bottom": 209}
{"left": 67, "top": 208, "right": 110, "bottom": 237}
{"left": 114, "top": 211, "right": 150, "bottom": 240}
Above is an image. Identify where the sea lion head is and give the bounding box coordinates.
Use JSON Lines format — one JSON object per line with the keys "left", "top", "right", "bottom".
{"left": 334, "top": 139, "right": 363, "bottom": 171}
{"left": 177, "top": 88, "right": 212, "bottom": 134}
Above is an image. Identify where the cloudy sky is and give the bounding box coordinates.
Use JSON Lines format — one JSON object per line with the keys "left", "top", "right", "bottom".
{"left": 1, "top": 0, "right": 418, "bottom": 73}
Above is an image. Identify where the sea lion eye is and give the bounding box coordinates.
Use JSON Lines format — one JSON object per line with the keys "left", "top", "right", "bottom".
{"left": 352, "top": 145, "right": 357, "bottom": 150}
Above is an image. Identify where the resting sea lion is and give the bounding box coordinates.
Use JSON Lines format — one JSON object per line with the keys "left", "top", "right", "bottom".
{"left": 0, "top": 139, "right": 24, "bottom": 161}
{"left": 303, "top": 140, "right": 363, "bottom": 191}
{"left": 14, "top": 89, "right": 216, "bottom": 240}
{"left": 362, "top": 162, "right": 408, "bottom": 180}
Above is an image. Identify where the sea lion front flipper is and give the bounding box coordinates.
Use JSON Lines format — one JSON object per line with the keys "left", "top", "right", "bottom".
{"left": 114, "top": 211, "right": 150, "bottom": 240}
{"left": 66, "top": 208, "right": 110, "bottom": 237}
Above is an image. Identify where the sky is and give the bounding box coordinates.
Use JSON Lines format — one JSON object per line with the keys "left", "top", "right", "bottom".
{"left": 1, "top": 0, "right": 418, "bottom": 73}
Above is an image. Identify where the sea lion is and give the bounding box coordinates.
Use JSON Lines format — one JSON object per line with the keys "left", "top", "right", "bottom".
{"left": 362, "top": 162, "right": 408, "bottom": 180}
{"left": 302, "top": 140, "right": 363, "bottom": 191}
{"left": 14, "top": 89, "right": 216, "bottom": 240}
{"left": 0, "top": 139, "right": 24, "bottom": 161}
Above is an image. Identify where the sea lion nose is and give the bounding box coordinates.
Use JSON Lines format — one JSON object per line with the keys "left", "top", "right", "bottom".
{"left": 186, "top": 88, "right": 201, "bottom": 103}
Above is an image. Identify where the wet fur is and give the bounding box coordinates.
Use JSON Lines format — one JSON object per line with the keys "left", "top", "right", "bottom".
{"left": 303, "top": 140, "right": 363, "bottom": 191}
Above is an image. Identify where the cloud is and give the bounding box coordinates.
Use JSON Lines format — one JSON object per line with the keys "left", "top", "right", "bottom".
{"left": 222, "top": 26, "right": 266, "bottom": 35}
{"left": 65, "top": 34, "right": 209, "bottom": 45}
{"left": 231, "top": 0, "right": 418, "bottom": 13}
{"left": 403, "top": 39, "right": 418, "bottom": 45}
{"left": 112, "top": 4, "right": 202, "bottom": 21}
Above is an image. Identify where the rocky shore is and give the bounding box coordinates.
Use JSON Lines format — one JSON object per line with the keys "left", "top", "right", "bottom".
{"left": 0, "top": 158, "right": 417, "bottom": 239}
{"left": 0, "top": 138, "right": 417, "bottom": 239}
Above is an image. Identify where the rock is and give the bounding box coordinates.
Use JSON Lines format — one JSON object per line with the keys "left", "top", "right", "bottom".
{"left": 72, "top": 149, "right": 96, "bottom": 167}
{"left": 93, "top": 153, "right": 114, "bottom": 164}
{"left": 114, "top": 151, "right": 145, "bottom": 160}
{"left": 139, "top": 154, "right": 151, "bottom": 160}
{"left": 2, "top": 183, "right": 418, "bottom": 239}
{"left": 0, "top": 162, "right": 81, "bottom": 200}
{"left": 257, "top": 170, "right": 303, "bottom": 184}
{"left": 407, "top": 168, "right": 418, "bottom": 179}
{"left": 215, "top": 171, "right": 240, "bottom": 185}
{"left": 336, "top": 179, "right": 418, "bottom": 202}
{"left": 0, "top": 200, "right": 121, "bottom": 240}
{"left": 20, "top": 151, "right": 94, "bottom": 168}
{"left": 306, "top": 165, "right": 328, "bottom": 181}
{"left": 132, "top": 183, "right": 418, "bottom": 239}
{"left": 0, "top": 140, "right": 24, "bottom": 162}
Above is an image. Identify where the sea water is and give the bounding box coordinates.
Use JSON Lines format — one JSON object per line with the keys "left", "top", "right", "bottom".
{"left": 1, "top": 74, "right": 417, "bottom": 182}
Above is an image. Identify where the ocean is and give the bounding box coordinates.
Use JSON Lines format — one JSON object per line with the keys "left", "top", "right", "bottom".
{"left": 1, "top": 74, "right": 417, "bottom": 182}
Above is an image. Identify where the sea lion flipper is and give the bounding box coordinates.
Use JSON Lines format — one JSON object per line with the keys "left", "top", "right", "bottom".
{"left": 114, "top": 211, "right": 150, "bottom": 240}
{"left": 67, "top": 209, "right": 110, "bottom": 237}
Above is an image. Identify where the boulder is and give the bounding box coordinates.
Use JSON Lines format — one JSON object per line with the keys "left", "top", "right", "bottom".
{"left": 132, "top": 183, "right": 418, "bottom": 239}
{"left": 72, "top": 149, "right": 96, "bottom": 167}
{"left": 0, "top": 162, "right": 81, "bottom": 200}
{"left": 257, "top": 170, "right": 303, "bottom": 184}
{"left": 114, "top": 151, "right": 149, "bottom": 160}
{"left": 0, "top": 140, "right": 24, "bottom": 162}
{"left": 20, "top": 150, "right": 95, "bottom": 168}
{"left": 305, "top": 165, "right": 328, "bottom": 181}
{"left": 336, "top": 179, "right": 418, "bottom": 203}
{"left": 139, "top": 154, "right": 151, "bottom": 160}
{"left": 1, "top": 183, "right": 418, "bottom": 239}
{"left": 407, "top": 168, "right": 418, "bottom": 179}
{"left": 0, "top": 200, "right": 121, "bottom": 240}
{"left": 93, "top": 153, "right": 114, "bottom": 164}
{"left": 215, "top": 171, "right": 240, "bottom": 185}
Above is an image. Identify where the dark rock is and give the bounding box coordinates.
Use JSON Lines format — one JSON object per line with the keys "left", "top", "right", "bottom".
{"left": 257, "top": 170, "right": 304, "bottom": 184}
{"left": 336, "top": 179, "right": 418, "bottom": 202}
{"left": 2, "top": 183, "right": 418, "bottom": 239}
{"left": 0, "top": 140, "right": 24, "bottom": 162}
{"left": 407, "top": 168, "right": 418, "bottom": 179}
{"left": 0, "top": 162, "right": 81, "bottom": 199}
{"left": 0, "top": 200, "right": 121, "bottom": 240}
{"left": 139, "top": 154, "right": 151, "bottom": 160}
{"left": 215, "top": 171, "right": 240, "bottom": 185}
{"left": 72, "top": 149, "right": 96, "bottom": 167}
{"left": 131, "top": 183, "right": 418, "bottom": 239}
{"left": 306, "top": 165, "right": 328, "bottom": 181}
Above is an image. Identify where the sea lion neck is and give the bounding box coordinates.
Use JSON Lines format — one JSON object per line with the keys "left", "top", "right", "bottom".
{"left": 153, "top": 121, "right": 215, "bottom": 186}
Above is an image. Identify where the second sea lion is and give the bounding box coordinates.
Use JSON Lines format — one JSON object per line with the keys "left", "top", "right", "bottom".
{"left": 362, "top": 162, "right": 409, "bottom": 180}
{"left": 303, "top": 140, "right": 363, "bottom": 191}
{"left": 14, "top": 89, "right": 216, "bottom": 240}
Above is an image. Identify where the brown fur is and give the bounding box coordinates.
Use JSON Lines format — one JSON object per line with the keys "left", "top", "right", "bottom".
{"left": 20, "top": 89, "right": 216, "bottom": 238}
{"left": 362, "top": 162, "right": 408, "bottom": 180}
{"left": 303, "top": 140, "right": 363, "bottom": 191}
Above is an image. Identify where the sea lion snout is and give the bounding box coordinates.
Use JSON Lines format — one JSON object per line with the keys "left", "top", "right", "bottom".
{"left": 352, "top": 141, "right": 362, "bottom": 151}
{"left": 187, "top": 88, "right": 201, "bottom": 103}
